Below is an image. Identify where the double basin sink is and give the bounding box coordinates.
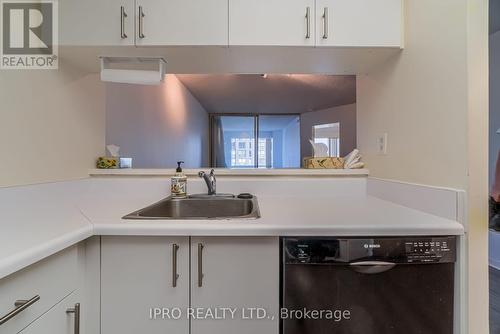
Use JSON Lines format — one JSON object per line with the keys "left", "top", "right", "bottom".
{"left": 123, "top": 194, "right": 260, "bottom": 220}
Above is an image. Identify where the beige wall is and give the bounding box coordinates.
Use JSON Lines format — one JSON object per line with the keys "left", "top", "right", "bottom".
{"left": 357, "top": 0, "right": 468, "bottom": 189}
{"left": 357, "top": 0, "right": 488, "bottom": 332}
{"left": 466, "top": 0, "right": 489, "bottom": 333}
{"left": 0, "top": 65, "right": 105, "bottom": 187}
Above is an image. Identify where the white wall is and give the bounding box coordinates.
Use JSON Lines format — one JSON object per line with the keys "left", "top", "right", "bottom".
{"left": 105, "top": 74, "right": 209, "bottom": 168}
{"left": 300, "top": 103, "right": 357, "bottom": 159}
{"left": 357, "top": 0, "right": 488, "bottom": 332}
{"left": 0, "top": 66, "right": 105, "bottom": 187}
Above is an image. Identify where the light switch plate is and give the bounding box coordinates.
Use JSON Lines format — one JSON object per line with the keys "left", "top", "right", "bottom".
{"left": 377, "top": 133, "right": 388, "bottom": 155}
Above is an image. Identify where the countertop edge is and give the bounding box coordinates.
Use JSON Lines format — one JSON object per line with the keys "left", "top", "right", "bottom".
{"left": 0, "top": 226, "right": 93, "bottom": 280}
{"left": 0, "top": 221, "right": 465, "bottom": 280}
{"left": 93, "top": 224, "right": 465, "bottom": 237}
{"left": 88, "top": 168, "right": 370, "bottom": 177}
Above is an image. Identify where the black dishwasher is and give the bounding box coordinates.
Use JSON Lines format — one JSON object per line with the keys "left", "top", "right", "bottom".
{"left": 281, "top": 236, "right": 456, "bottom": 334}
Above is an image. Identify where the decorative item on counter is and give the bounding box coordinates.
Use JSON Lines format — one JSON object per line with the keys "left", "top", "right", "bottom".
{"left": 96, "top": 145, "right": 121, "bottom": 169}
{"left": 303, "top": 157, "right": 345, "bottom": 169}
{"left": 309, "top": 139, "right": 329, "bottom": 158}
{"left": 343, "top": 149, "right": 365, "bottom": 169}
{"left": 303, "top": 139, "right": 345, "bottom": 169}
{"left": 171, "top": 161, "right": 188, "bottom": 198}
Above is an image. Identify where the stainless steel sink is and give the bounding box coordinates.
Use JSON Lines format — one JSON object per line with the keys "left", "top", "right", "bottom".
{"left": 123, "top": 195, "right": 260, "bottom": 220}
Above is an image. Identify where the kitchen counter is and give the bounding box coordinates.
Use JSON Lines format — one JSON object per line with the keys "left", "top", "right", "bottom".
{"left": 0, "top": 177, "right": 465, "bottom": 279}
{"left": 92, "top": 195, "right": 463, "bottom": 237}
{"left": 88, "top": 168, "right": 370, "bottom": 177}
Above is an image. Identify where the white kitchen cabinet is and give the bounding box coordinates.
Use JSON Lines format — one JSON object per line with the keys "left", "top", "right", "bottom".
{"left": 190, "top": 237, "right": 279, "bottom": 334}
{"left": 315, "top": 0, "right": 402, "bottom": 47}
{"left": 60, "top": 0, "right": 135, "bottom": 45}
{"left": 101, "top": 236, "right": 190, "bottom": 334}
{"left": 60, "top": 0, "right": 401, "bottom": 47}
{"left": 0, "top": 247, "right": 78, "bottom": 334}
{"left": 18, "top": 291, "right": 81, "bottom": 334}
{"left": 135, "top": 0, "right": 229, "bottom": 46}
{"left": 229, "top": 0, "right": 315, "bottom": 46}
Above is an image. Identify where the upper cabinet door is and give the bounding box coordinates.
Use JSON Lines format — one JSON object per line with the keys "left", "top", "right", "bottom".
{"left": 229, "top": 0, "right": 315, "bottom": 46}
{"left": 315, "top": 0, "right": 402, "bottom": 47}
{"left": 60, "top": 0, "right": 134, "bottom": 45}
{"left": 135, "top": 0, "right": 229, "bottom": 46}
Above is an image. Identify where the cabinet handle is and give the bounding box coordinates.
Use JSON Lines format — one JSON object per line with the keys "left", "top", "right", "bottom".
{"left": 172, "top": 243, "right": 179, "bottom": 287}
{"left": 197, "top": 243, "right": 204, "bottom": 287}
{"left": 305, "top": 7, "right": 311, "bottom": 39}
{"left": 0, "top": 295, "right": 40, "bottom": 325}
{"left": 138, "top": 6, "right": 145, "bottom": 38}
{"left": 120, "top": 6, "right": 128, "bottom": 39}
{"left": 322, "top": 7, "right": 329, "bottom": 39}
{"left": 66, "top": 303, "right": 80, "bottom": 334}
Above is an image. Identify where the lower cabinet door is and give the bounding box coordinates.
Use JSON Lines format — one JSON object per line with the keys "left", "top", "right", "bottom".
{"left": 0, "top": 246, "right": 79, "bottom": 334}
{"left": 190, "top": 237, "right": 280, "bottom": 334}
{"left": 18, "top": 291, "right": 80, "bottom": 334}
{"left": 101, "top": 236, "right": 190, "bottom": 334}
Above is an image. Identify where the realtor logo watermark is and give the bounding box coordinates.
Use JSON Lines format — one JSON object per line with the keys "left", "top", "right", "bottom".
{"left": 1, "top": 0, "right": 58, "bottom": 69}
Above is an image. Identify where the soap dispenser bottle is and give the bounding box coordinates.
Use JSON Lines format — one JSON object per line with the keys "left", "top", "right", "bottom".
{"left": 171, "top": 161, "right": 187, "bottom": 198}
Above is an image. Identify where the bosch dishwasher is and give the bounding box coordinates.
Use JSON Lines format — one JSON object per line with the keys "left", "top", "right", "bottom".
{"left": 281, "top": 237, "right": 456, "bottom": 334}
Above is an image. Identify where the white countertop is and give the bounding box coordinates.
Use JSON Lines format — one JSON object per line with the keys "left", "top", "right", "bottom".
{"left": 91, "top": 195, "right": 463, "bottom": 237}
{"left": 89, "top": 168, "right": 370, "bottom": 177}
{"left": 0, "top": 177, "right": 465, "bottom": 279}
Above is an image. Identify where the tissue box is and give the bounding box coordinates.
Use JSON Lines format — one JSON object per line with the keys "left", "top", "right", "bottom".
{"left": 96, "top": 157, "right": 120, "bottom": 169}
{"left": 303, "top": 157, "right": 345, "bottom": 169}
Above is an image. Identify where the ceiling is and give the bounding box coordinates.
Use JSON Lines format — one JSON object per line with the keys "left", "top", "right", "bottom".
{"left": 176, "top": 74, "right": 356, "bottom": 114}
{"left": 492, "top": 0, "right": 500, "bottom": 35}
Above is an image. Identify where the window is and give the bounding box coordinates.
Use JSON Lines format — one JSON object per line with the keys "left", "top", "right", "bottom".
{"left": 312, "top": 123, "right": 340, "bottom": 157}
{"left": 210, "top": 115, "right": 301, "bottom": 168}
{"left": 231, "top": 138, "right": 254, "bottom": 167}
{"left": 258, "top": 138, "right": 273, "bottom": 168}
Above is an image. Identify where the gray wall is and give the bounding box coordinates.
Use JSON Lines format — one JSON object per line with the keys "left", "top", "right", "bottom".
{"left": 283, "top": 118, "right": 301, "bottom": 168}
{"left": 300, "top": 103, "right": 357, "bottom": 159}
{"left": 491, "top": 32, "right": 500, "bottom": 191}
{"left": 106, "top": 74, "right": 209, "bottom": 168}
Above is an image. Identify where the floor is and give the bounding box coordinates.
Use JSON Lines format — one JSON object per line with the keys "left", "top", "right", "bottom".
{"left": 491, "top": 266, "right": 500, "bottom": 334}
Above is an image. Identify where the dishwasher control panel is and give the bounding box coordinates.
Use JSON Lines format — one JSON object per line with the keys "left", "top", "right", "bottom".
{"left": 404, "top": 238, "right": 454, "bottom": 263}
{"left": 283, "top": 236, "right": 456, "bottom": 264}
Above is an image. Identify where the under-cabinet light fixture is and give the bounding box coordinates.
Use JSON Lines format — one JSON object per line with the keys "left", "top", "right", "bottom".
{"left": 99, "top": 56, "right": 167, "bottom": 85}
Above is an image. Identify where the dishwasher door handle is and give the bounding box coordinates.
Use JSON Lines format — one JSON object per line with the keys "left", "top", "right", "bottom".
{"left": 349, "top": 261, "right": 396, "bottom": 274}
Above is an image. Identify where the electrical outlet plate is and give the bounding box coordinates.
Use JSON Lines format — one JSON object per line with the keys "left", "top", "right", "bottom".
{"left": 377, "top": 133, "right": 388, "bottom": 155}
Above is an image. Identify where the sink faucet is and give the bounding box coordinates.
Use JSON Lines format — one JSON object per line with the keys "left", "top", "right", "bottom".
{"left": 198, "top": 169, "right": 216, "bottom": 195}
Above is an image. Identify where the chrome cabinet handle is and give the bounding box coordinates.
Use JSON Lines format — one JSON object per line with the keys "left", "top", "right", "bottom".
{"left": 66, "top": 303, "right": 80, "bottom": 334}
{"left": 349, "top": 261, "right": 396, "bottom": 274}
{"left": 138, "top": 6, "right": 145, "bottom": 38}
{"left": 0, "top": 295, "right": 40, "bottom": 326}
{"left": 197, "top": 243, "right": 204, "bottom": 287}
{"left": 322, "top": 7, "right": 329, "bottom": 39}
{"left": 120, "top": 6, "right": 128, "bottom": 39}
{"left": 305, "top": 7, "right": 311, "bottom": 39}
{"left": 172, "top": 244, "right": 179, "bottom": 287}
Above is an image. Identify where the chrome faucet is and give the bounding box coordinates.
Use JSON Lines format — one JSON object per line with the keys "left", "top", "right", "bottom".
{"left": 198, "top": 169, "right": 216, "bottom": 195}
